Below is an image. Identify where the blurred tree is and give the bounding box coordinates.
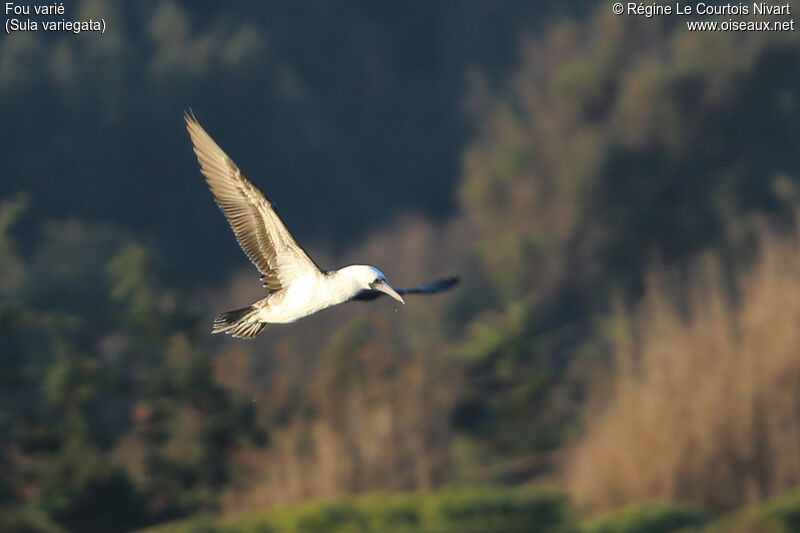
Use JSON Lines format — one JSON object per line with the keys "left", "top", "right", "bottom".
{"left": 3, "top": 0, "right": 800, "bottom": 527}
{"left": 456, "top": 5, "right": 800, "bottom": 482}
{"left": 106, "top": 243, "right": 261, "bottom": 520}
{"left": 0, "top": 0, "right": 588, "bottom": 282}
{"left": 0, "top": 195, "right": 261, "bottom": 531}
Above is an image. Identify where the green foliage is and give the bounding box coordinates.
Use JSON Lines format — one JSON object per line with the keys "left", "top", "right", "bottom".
{"left": 289, "top": 503, "right": 368, "bottom": 533}
{"left": 454, "top": 1, "right": 800, "bottom": 485}
{"left": 0, "top": 506, "right": 68, "bottom": 533}
{"left": 584, "top": 503, "right": 708, "bottom": 533}
{"left": 359, "top": 494, "right": 421, "bottom": 533}
{"left": 454, "top": 300, "right": 569, "bottom": 454}
{"left": 706, "top": 490, "right": 800, "bottom": 533}
{"left": 140, "top": 486, "right": 577, "bottom": 533}
{"left": 0, "top": 1, "right": 579, "bottom": 282}
{"left": 108, "top": 244, "right": 180, "bottom": 338}
{"left": 756, "top": 490, "right": 800, "bottom": 532}
{"left": 462, "top": 6, "right": 800, "bottom": 305}
{"left": 136, "top": 488, "right": 800, "bottom": 533}
{"left": 0, "top": 204, "right": 259, "bottom": 532}
{"left": 4, "top": 1, "right": 800, "bottom": 531}
{"left": 418, "top": 487, "right": 575, "bottom": 533}
{"left": 0, "top": 193, "right": 29, "bottom": 298}
{"left": 143, "top": 489, "right": 800, "bottom": 533}
{"left": 131, "top": 335, "right": 259, "bottom": 517}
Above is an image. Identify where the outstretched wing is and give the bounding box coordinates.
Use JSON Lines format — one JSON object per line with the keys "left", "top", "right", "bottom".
{"left": 185, "top": 112, "right": 322, "bottom": 291}
{"left": 351, "top": 276, "right": 460, "bottom": 302}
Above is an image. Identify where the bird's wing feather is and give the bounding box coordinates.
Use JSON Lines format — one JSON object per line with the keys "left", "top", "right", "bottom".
{"left": 185, "top": 112, "right": 321, "bottom": 290}
{"left": 351, "top": 276, "right": 460, "bottom": 301}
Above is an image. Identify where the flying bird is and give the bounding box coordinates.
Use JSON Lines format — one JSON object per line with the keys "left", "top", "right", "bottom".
{"left": 185, "top": 113, "right": 460, "bottom": 338}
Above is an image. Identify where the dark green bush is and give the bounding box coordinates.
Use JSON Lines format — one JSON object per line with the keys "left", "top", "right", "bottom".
{"left": 421, "top": 487, "right": 575, "bottom": 533}
{"left": 756, "top": 490, "right": 800, "bottom": 532}
{"left": 584, "top": 503, "right": 708, "bottom": 533}
{"left": 709, "top": 489, "right": 800, "bottom": 533}
{"left": 140, "top": 486, "right": 577, "bottom": 533}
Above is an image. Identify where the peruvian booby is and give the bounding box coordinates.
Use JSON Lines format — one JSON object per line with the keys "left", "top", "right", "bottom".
{"left": 185, "top": 113, "right": 460, "bottom": 339}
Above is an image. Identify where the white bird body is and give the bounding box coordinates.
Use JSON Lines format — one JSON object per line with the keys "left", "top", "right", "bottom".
{"left": 252, "top": 266, "right": 379, "bottom": 324}
{"left": 185, "top": 113, "right": 459, "bottom": 338}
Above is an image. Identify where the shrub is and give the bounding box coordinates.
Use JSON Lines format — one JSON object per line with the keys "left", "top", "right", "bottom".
{"left": 569, "top": 224, "right": 800, "bottom": 512}
{"left": 755, "top": 490, "right": 800, "bottom": 532}
{"left": 420, "top": 487, "right": 576, "bottom": 533}
{"left": 138, "top": 486, "right": 577, "bottom": 533}
{"left": 584, "top": 503, "right": 707, "bottom": 533}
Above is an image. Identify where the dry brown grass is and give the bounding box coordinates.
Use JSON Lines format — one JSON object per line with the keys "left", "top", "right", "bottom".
{"left": 568, "top": 223, "right": 800, "bottom": 513}
{"left": 221, "top": 322, "right": 459, "bottom": 512}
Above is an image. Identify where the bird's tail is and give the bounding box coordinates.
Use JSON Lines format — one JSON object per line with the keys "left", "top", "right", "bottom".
{"left": 212, "top": 306, "right": 268, "bottom": 339}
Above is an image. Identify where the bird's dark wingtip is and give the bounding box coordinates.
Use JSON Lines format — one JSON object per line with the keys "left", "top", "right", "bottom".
{"left": 430, "top": 275, "right": 461, "bottom": 291}
{"left": 392, "top": 275, "right": 462, "bottom": 297}
{"left": 443, "top": 275, "right": 461, "bottom": 286}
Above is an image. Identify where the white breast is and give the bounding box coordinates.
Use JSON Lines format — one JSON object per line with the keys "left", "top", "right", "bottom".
{"left": 256, "top": 273, "right": 357, "bottom": 324}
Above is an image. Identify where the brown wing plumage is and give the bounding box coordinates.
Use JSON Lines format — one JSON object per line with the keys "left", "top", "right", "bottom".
{"left": 185, "top": 112, "right": 321, "bottom": 290}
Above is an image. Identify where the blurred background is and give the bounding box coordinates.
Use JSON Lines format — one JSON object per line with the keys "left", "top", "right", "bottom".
{"left": 2, "top": 1, "right": 800, "bottom": 532}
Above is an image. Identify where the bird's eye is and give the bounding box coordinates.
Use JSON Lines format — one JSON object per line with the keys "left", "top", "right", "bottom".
{"left": 373, "top": 277, "right": 381, "bottom": 284}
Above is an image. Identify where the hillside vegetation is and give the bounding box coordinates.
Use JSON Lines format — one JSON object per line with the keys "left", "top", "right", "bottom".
{"left": 137, "top": 486, "right": 800, "bottom": 533}
{"left": 2, "top": 2, "right": 800, "bottom": 532}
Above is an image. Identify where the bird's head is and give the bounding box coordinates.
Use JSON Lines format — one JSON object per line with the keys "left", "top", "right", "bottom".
{"left": 344, "top": 265, "right": 405, "bottom": 304}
